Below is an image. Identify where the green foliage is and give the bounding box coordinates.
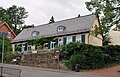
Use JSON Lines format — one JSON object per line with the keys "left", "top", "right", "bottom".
{"left": 0, "top": 5, "right": 28, "bottom": 34}
{"left": 0, "top": 37, "right": 15, "bottom": 63}
{"left": 102, "top": 45, "right": 120, "bottom": 63}
{"left": 0, "top": 37, "right": 11, "bottom": 52}
{"left": 15, "top": 44, "right": 22, "bottom": 52}
{"left": 4, "top": 51, "right": 22, "bottom": 63}
{"left": 35, "top": 36, "right": 47, "bottom": 47}
{"left": 85, "top": 0, "right": 120, "bottom": 45}
{"left": 36, "top": 45, "right": 42, "bottom": 49}
{"left": 61, "top": 43, "right": 120, "bottom": 70}
{"left": 27, "top": 36, "right": 47, "bottom": 49}
{"left": 27, "top": 39, "right": 35, "bottom": 45}
{"left": 61, "top": 42, "right": 81, "bottom": 60}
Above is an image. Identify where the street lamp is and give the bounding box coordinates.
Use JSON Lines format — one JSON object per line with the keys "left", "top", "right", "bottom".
{"left": 0, "top": 32, "right": 8, "bottom": 63}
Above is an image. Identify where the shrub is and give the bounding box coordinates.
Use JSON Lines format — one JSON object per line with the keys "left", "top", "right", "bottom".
{"left": 61, "top": 43, "right": 120, "bottom": 70}
{"left": 36, "top": 45, "right": 42, "bottom": 49}
{"left": 61, "top": 42, "right": 81, "bottom": 60}
{"left": 4, "top": 51, "right": 22, "bottom": 63}
{"left": 67, "top": 54, "right": 86, "bottom": 70}
{"left": 103, "top": 45, "right": 120, "bottom": 64}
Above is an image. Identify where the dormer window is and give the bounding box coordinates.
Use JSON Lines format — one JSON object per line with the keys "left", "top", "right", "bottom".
{"left": 31, "top": 31, "right": 39, "bottom": 37}
{"left": 57, "top": 25, "right": 66, "bottom": 32}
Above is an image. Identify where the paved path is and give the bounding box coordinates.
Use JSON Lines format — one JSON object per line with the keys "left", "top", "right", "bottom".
{"left": 0, "top": 64, "right": 119, "bottom": 77}
{"left": 86, "top": 65, "right": 120, "bottom": 76}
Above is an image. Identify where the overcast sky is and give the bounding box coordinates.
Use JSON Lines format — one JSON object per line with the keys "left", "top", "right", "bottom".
{"left": 0, "top": 0, "right": 91, "bottom": 26}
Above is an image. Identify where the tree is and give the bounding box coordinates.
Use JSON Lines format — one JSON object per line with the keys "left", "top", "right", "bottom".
{"left": 0, "top": 5, "right": 28, "bottom": 34}
{"left": 85, "top": 0, "right": 120, "bottom": 45}
{"left": 0, "top": 7, "right": 10, "bottom": 24}
{"left": 0, "top": 37, "right": 11, "bottom": 53}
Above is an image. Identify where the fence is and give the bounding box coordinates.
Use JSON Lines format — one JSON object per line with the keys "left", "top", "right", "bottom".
{"left": 0, "top": 66, "right": 22, "bottom": 77}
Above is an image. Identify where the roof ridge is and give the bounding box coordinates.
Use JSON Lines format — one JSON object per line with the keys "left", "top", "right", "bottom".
{"left": 26, "top": 14, "right": 95, "bottom": 29}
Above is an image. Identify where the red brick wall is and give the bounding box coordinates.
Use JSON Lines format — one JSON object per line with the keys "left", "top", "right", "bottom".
{"left": 0, "top": 24, "right": 15, "bottom": 41}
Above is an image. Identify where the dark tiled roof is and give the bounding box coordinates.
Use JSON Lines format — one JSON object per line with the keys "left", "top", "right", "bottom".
{"left": 11, "top": 14, "right": 96, "bottom": 43}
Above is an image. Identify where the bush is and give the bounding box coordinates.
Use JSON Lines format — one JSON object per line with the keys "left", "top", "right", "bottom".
{"left": 102, "top": 45, "right": 120, "bottom": 64}
{"left": 4, "top": 51, "right": 22, "bottom": 63}
{"left": 61, "top": 43, "right": 120, "bottom": 70}
{"left": 66, "top": 54, "right": 86, "bottom": 70}
{"left": 36, "top": 45, "right": 42, "bottom": 49}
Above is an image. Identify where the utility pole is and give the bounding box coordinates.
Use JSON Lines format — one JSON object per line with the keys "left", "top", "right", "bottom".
{"left": 0, "top": 32, "right": 7, "bottom": 63}
{"left": 2, "top": 32, "right": 5, "bottom": 63}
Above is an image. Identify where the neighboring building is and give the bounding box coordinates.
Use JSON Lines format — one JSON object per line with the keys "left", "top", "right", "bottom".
{"left": 108, "top": 31, "right": 120, "bottom": 45}
{"left": 0, "top": 22, "right": 16, "bottom": 40}
{"left": 0, "top": 22, "right": 16, "bottom": 52}
{"left": 11, "top": 14, "right": 102, "bottom": 52}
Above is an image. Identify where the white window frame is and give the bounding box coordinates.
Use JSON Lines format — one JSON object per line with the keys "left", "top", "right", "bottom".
{"left": 67, "top": 36, "right": 72, "bottom": 44}
{"left": 76, "top": 35, "right": 81, "bottom": 43}
{"left": 58, "top": 27, "right": 64, "bottom": 32}
{"left": 31, "top": 31, "right": 39, "bottom": 37}
{"left": 51, "top": 42, "right": 55, "bottom": 49}
{"left": 58, "top": 37, "right": 63, "bottom": 46}
{"left": 32, "top": 32, "right": 37, "bottom": 36}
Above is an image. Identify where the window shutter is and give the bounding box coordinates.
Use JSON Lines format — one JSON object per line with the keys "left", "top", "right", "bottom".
{"left": 24, "top": 43, "right": 27, "bottom": 51}
{"left": 72, "top": 36, "right": 76, "bottom": 42}
{"left": 63, "top": 37, "right": 67, "bottom": 45}
{"left": 55, "top": 38, "right": 58, "bottom": 46}
{"left": 81, "top": 35, "right": 85, "bottom": 43}
{"left": 48, "top": 38, "right": 51, "bottom": 49}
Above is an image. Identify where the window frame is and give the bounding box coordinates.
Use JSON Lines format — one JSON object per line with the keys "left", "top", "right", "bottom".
{"left": 57, "top": 25, "right": 66, "bottom": 32}
{"left": 31, "top": 31, "right": 39, "bottom": 37}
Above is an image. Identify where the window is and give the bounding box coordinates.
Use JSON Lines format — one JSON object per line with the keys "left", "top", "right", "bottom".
{"left": 57, "top": 25, "right": 66, "bottom": 32}
{"left": 44, "top": 43, "right": 48, "bottom": 49}
{"left": 81, "top": 35, "right": 85, "bottom": 43}
{"left": 63, "top": 37, "right": 67, "bottom": 45}
{"left": 58, "top": 27, "right": 64, "bottom": 32}
{"left": 76, "top": 35, "right": 81, "bottom": 43}
{"left": 58, "top": 38, "right": 63, "bottom": 46}
{"left": 7, "top": 32, "right": 11, "bottom": 39}
{"left": 31, "top": 31, "right": 39, "bottom": 37}
{"left": 72, "top": 36, "right": 76, "bottom": 42}
{"left": 67, "top": 36, "right": 72, "bottom": 44}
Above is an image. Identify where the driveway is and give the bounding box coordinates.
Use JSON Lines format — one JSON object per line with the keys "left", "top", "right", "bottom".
{"left": 0, "top": 64, "right": 119, "bottom": 77}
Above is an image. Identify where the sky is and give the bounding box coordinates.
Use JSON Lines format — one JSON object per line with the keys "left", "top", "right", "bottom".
{"left": 0, "top": 0, "right": 91, "bottom": 26}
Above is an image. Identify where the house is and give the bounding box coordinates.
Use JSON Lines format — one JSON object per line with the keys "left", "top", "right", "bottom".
{"left": 11, "top": 14, "right": 102, "bottom": 52}
{"left": 0, "top": 22, "right": 16, "bottom": 40}
{"left": 108, "top": 30, "right": 120, "bottom": 45}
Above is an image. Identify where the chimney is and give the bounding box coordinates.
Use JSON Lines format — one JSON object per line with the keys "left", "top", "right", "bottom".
{"left": 49, "top": 16, "right": 55, "bottom": 24}
{"left": 78, "top": 14, "right": 80, "bottom": 18}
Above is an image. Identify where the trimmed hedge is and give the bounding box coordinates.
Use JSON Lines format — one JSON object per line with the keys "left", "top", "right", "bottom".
{"left": 61, "top": 42, "right": 120, "bottom": 70}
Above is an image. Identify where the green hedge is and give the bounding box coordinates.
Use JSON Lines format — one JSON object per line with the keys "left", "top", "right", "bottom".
{"left": 61, "top": 42, "right": 120, "bottom": 70}
{"left": 4, "top": 51, "right": 22, "bottom": 63}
